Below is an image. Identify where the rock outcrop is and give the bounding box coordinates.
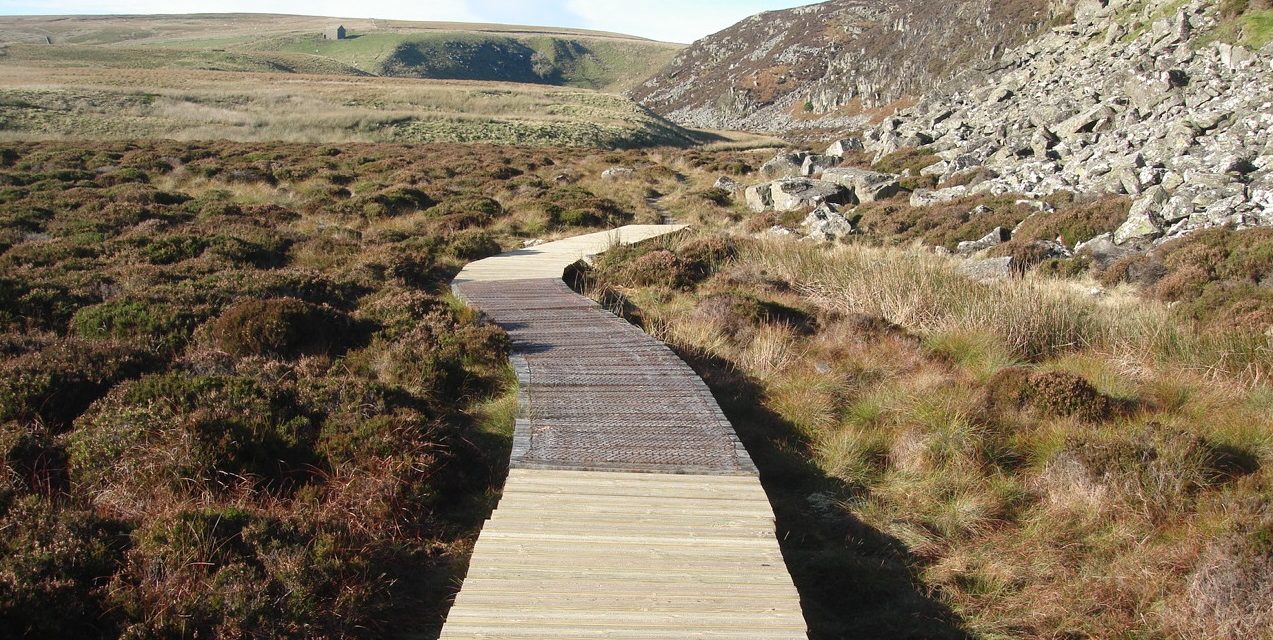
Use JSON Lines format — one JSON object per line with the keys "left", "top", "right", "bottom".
{"left": 854, "top": 0, "right": 1273, "bottom": 247}
{"left": 629, "top": 0, "right": 1063, "bottom": 136}
{"left": 746, "top": 178, "right": 853, "bottom": 212}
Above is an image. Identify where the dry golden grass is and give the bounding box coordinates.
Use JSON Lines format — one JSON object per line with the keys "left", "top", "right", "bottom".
{"left": 582, "top": 229, "right": 1272, "bottom": 640}
{"left": 0, "top": 65, "right": 697, "bottom": 147}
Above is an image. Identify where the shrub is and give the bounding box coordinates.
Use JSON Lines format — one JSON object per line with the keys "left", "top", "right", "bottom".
{"left": 692, "top": 292, "right": 815, "bottom": 345}
{"left": 361, "top": 187, "right": 435, "bottom": 219}
{"left": 207, "top": 298, "right": 351, "bottom": 358}
{"left": 108, "top": 507, "right": 394, "bottom": 640}
{"left": 983, "top": 368, "right": 1117, "bottom": 421}
{"left": 1011, "top": 196, "right": 1130, "bottom": 246}
{"left": 0, "top": 496, "right": 128, "bottom": 639}
{"left": 430, "top": 196, "right": 503, "bottom": 231}
{"left": 69, "top": 373, "right": 319, "bottom": 510}
{"left": 677, "top": 234, "right": 740, "bottom": 276}
{"left": 619, "top": 249, "right": 692, "bottom": 289}
{"left": 73, "top": 300, "right": 196, "bottom": 351}
{"left": 0, "top": 341, "right": 152, "bottom": 431}
{"left": 446, "top": 230, "right": 502, "bottom": 261}
{"left": 872, "top": 147, "right": 939, "bottom": 176}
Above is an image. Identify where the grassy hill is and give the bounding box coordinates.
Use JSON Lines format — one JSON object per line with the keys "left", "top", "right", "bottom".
{"left": 0, "top": 13, "right": 681, "bottom": 92}
{"left": 0, "top": 13, "right": 694, "bottom": 148}
{"left": 0, "top": 64, "right": 704, "bottom": 148}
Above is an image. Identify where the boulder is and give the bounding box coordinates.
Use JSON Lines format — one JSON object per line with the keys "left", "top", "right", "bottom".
{"left": 1057, "top": 104, "right": 1116, "bottom": 141}
{"left": 822, "top": 167, "right": 902, "bottom": 203}
{"left": 714, "top": 176, "right": 741, "bottom": 193}
{"left": 956, "top": 226, "right": 1010, "bottom": 256}
{"left": 957, "top": 257, "right": 1013, "bottom": 281}
{"left": 601, "top": 167, "right": 635, "bottom": 180}
{"left": 1075, "top": 232, "right": 1133, "bottom": 267}
{"left": 769, "top": 178, "right": 853, "bottom": 211}
{"left": 1114, "top": 186, "right": 1169, "bottom": 244}
{"left": 760, "top": 153, "right": 808, "bottom": 179}
{"left": 910, "top": 186, "right": 969, "bottom": 207}
{"left": 826, "top": 138, "right": 865, "bottom": 157}
{"left": 744, "top": 183, "right": 774, "bottom": 213}
{"left": 920, "top": 160, "right": 950, "bottom": 177}
{"left": 802, "top": 204, "right": 856, "bottom": 242}
{"left": 801, "top": 154, "right": 840, "bottom": 178}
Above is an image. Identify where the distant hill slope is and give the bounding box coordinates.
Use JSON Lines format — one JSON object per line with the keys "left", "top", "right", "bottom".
{"left": 0, "top": 14, "right": 681, "bottom": 92}
{"left": 629, "top": 0, "right": 1066, "bottom": 135}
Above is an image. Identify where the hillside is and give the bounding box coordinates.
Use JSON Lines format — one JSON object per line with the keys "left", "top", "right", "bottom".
{"left": 0, "top": 14, "right": 682, "bottom": 92}
{"left": 0, "top": 65, "right": 703, "bottom": 148}
{"left": 629, "top": 0, "right": 1065, "bottom": 136}
{"left": 851, "top": 0, "right": 1273, "bottom": 248}
{"left": 0, "top": 15, "right": 701, "bottom": 149}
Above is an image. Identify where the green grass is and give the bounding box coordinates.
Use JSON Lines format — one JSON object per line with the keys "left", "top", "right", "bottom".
{"left": 1241, "top": 10, "right": 1273, "bottom": 47}
{"left": 0, "top": 14, "right": 681, "bottom": 93}
{"left": 0, "top": 64, "right": 703, "bottom": 148}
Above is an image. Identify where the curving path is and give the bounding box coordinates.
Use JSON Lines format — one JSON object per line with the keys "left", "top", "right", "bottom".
{"left": 442, "top": 226, "right": 807, "bottom": 639}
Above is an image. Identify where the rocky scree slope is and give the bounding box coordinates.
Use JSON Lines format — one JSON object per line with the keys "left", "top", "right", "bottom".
{"left": 858, "top": 0, "right": 1273, "bottom": 250}
{"left": 629, "top": 0, "right": 1062, "bottom": 135}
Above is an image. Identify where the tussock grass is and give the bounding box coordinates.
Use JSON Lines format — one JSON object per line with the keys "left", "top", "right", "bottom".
{"left": 583, "top": 229, "right": 1273, "bottom": 639}
{"left": 751, "top": 239, "right": 1272, "bottom": 381}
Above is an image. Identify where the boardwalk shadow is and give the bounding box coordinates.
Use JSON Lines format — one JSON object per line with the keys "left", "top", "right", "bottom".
{"left": 676, "top": 349, "right": 973, "bottom": 640}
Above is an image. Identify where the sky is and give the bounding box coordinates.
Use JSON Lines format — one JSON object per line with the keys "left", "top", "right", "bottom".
{"left": 0, "top": 0, "right": 814, "bottom": 43}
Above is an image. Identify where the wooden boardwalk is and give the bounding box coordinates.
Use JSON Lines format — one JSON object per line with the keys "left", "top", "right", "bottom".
{"left": 444, "top": 226, "right": 807, "bottom": 639}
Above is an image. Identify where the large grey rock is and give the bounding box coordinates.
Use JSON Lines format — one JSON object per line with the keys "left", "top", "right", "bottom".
{"left": 826, "top": 138, "right": 865, "bottom": 157}
{"left": 601, "top": 167, "right": 635, "bottom": 180}
{"left": 957, "top": 256, "right": 1013, "bottom": 281}
{"left": 747, "top": 178, "right": 852, "bottom": 212}
{"left": 744, "top": 183, "right": 774, "bottom": 212}
{"left": 714, "top": 175, "right": 741, "bottom": 193}
{"left": 1114, "top": 186, "right": 1170, "bottom": 244}
{"left": 956, "top": 226, "right": 1010, "bottom": 256}
{"left": 911, "top": 186, "right": 969, "bottom": 207}
{"left": 760, "top": 153, "right": 808, "bottom": 180}
{"left": 1057, "top": 104, "right": 1116, "bottom": 141}
{"left": 802, "top": 204, "right": 856, "bottom": 242}
{"left": 769, "top": 178, "right": 852, "bottom": 211}
{"left": 801, "top": 154, "right": 840, "bottom": 178}
{"left": 1075, "top": 232, "right": 1133, "bottom": 267}
{"left": 822, "top": 167, "right": 902, "bottom": 203}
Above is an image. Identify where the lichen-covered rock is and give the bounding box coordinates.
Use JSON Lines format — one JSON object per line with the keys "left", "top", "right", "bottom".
{"left": 801, "top": 154, "right": 840, "bottom": 178}
{"left": 760, "top": 153, "right": 807, "bottom": 180}
{"left": 956, "top": 226, "right": 1010, "bottom": 256}
{"left": 802, "top": 204, "right": 856, "bottom": 242}
{"left": 601, "top": 167, "right": 635, "bottom": 180}
{"left": 769, "top": 178, "right": 852, "bottom": 211}
{"left": 826, "top": 138, "right": 865, "bottom": 157}
{"left": 852, "top": 0, "right": 1272, "bottom": 248}
{"left": 822, "top": 167, "right": 901, "bottom": 203}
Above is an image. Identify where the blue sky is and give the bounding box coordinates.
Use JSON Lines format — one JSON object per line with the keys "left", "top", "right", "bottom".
{"left": 0, "top": 0, "right": 814, "bottom": 43}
